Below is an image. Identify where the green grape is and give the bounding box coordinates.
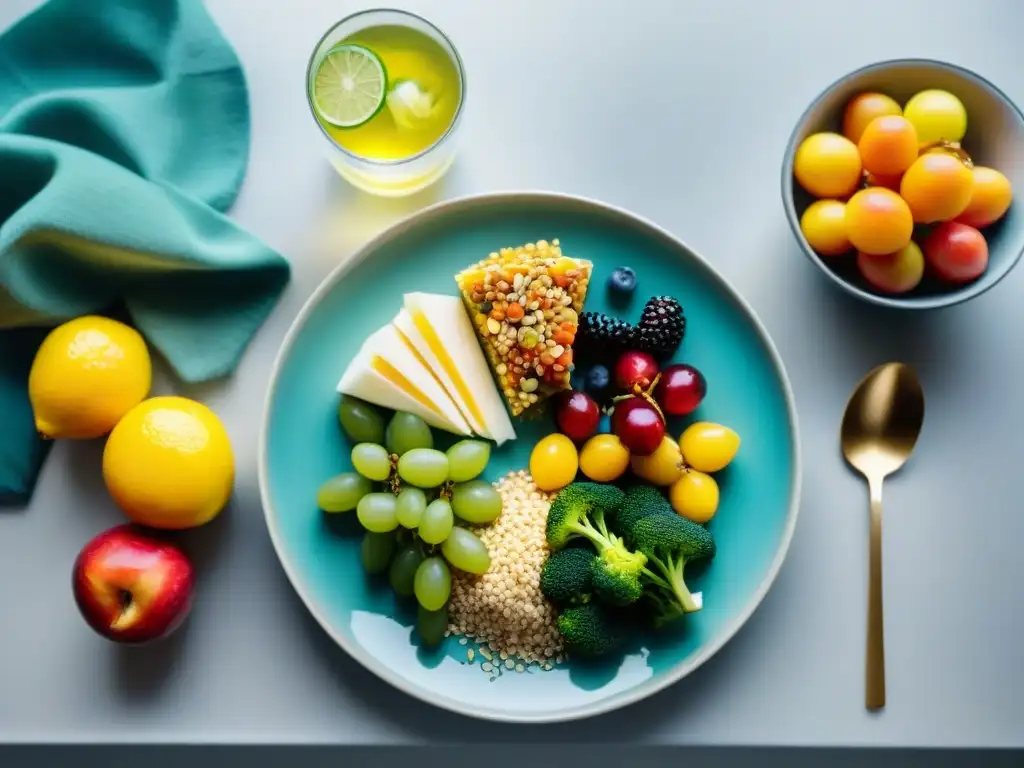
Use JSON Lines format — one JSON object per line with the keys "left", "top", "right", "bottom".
{"left": 351, "top": 443, "right": 391, "bottom": 482}
{"left": 338, "top": 395, "right": 385, "bottom": 444}
{"left": 356, "top": 493, "right": 399, "bottom": 533}
{"left": 441, "top": 526, "right": 491, "bottom": 575}
{"left": 385, "top": 412, "right": 433, "bottom": 457}
{"left": 395, "top": 487, "right": 427, "bottom": 529}
{"left": 450, "top": 480, "right": 503, "bottom": 524}
{"left": 413, "top": 556, "right": 451, "bottom": 611}
{"left": 396, "top": 448, "right": 449, "bottom": 488}
{"left": 316, "top": 472, "right": 371, "bottom": 513}
{"left": 389, "top": 546, "right": 424, "bottom": 596}
{"left": 418, "top": 499, "right": 454, "bottom": 545}
{"left": 416, "top": 605, "right": 448, "bottom": 648}
{"left": 360, "top": 531, "right": 395, "bottom": 574}
{"left": 445, "top": 440, "right": 491, "bottom": 483}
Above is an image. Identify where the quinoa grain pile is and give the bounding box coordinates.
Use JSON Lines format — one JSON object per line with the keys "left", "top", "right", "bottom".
{"left": 448, "top": 470, "right": 563, "bottom": 670}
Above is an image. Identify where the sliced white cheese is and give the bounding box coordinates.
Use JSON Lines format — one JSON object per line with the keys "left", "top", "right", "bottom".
{"left": 396, "top": 293, "right": 516, "bottom": 445}
{"left": 337, "top": 324, "right": 473, "bottom": 436}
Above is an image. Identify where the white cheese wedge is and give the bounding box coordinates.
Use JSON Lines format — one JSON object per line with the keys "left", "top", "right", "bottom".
{"left": 395, "top": 293, "right": 517, "bottom": 445}
{"left": 337, "top": 324, "right": 473, "bottom": 436}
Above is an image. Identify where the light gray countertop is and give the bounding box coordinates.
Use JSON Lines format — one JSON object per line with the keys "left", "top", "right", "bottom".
{"left": 2, "top": 0, "right": 1023, "bottom": 748}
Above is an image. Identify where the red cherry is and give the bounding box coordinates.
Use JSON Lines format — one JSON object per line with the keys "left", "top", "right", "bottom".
{"left": 610, "top": 397, "right": 665, "bottom": 456}
{"left": 614, "top": 350, "right": 659, "bottom": 392}
{"left": 555, "top": 392, "right": 601, "bottom": 442}
{"left": 655, "top": 364, "right": 707, "bottom": 416}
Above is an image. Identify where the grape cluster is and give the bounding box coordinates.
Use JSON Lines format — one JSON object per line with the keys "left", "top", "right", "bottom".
{"left": 317, "top": 399, "right": 502, "bottom": 647}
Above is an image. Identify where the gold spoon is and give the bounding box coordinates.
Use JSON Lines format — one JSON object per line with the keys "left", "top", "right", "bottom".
{"left": 840, "top": 362, "right": 925, "bottom": 711}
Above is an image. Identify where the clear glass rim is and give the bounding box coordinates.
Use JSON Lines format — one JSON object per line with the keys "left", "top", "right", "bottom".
{"left": 304, "top": 8, "right": 467, "bottom": 168}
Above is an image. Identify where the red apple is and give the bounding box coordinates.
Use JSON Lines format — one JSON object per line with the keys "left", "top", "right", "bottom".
{"left": 72, "top": 524, "right": 194, "bottom": 644}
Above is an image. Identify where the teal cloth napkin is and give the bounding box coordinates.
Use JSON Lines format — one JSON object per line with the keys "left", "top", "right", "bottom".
{"left": 0, "top": 0, "right": 291, "bottom": 505}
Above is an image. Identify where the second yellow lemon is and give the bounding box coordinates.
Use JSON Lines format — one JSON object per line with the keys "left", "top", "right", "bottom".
{"left": 103, "top": 397, "right": 235, "bottom": 530}
{"left": 29, "top": 316, "right": 152, "bottom": 439}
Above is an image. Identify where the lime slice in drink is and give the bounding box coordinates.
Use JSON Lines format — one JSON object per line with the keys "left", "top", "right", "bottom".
{"left": 312, "top": 44, "right": 387, "bottom": 128}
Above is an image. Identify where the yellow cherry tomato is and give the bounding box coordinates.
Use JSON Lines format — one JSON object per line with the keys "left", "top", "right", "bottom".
{"left": 679, "top": 422, "right": 741, "bottom": 473}
{"left": 793, "top": 132, "right": 862, "bottom": 198}
{"left": 579, "top": 434, "right": 630, "bottom": 483}
{"left": 903, "top": 89, "right": 967, "bottom": 146}
{"left": 669, "top": 471, "right": 720, "bottom": 523}
{"left": 530, "top": 433, "right": 579, "bottom": 491}
{"left": 800, "top": 199, "right": 852, "bottom": 257}
{"left": 630, "top": 435, "right": 684, "bottom": 486}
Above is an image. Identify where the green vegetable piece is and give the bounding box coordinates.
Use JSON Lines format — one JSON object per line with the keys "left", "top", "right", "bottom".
{"left": 557, "top": 603, "right": 627, "bottom": 658}
{"left": 631, "top": 513, "right": 716, "bottom": 615}
{"left": 544, "top": 482, "right": 644, "bottom": 605}
{"left": 540, "top": 548, "right": 595, "bottom": 606}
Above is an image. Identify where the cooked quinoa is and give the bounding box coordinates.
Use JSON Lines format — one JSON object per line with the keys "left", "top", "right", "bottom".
{"left": 448, "top": 470, "right": 563, "bottom": 668}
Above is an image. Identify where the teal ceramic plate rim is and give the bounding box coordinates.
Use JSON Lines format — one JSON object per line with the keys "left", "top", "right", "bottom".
{"left": 781, "top": 57, "right": 1024, "bottom": 310}
{"left": 257, "top": 191, "right": 803, "bottom": 723}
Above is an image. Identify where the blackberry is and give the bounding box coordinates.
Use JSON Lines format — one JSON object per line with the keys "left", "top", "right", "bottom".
{"left": 636, "top": 296, "right": 685, "bottom": 358}
{"left": 576, "top": 312, "right": 636, "bottom": 364}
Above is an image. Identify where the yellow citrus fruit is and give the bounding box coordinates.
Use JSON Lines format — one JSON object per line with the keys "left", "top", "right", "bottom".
{"left": 103, "top": 397, "right": 235, "bottom": 529}
{"left": 29, "top": 316, "right": 152, "bottom": 440}
{"left": 579, "top": 434, "right": 630, "bottom": 483}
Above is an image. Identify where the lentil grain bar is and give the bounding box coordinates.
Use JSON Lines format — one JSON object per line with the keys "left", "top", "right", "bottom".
{"left": 455, "top": 240, "right": 592, "bottom": 416}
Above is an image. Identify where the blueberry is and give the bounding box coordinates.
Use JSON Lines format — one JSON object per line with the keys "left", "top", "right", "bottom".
{"left": 584, "top": 365, "right": 611, "bottom": 400}
{"left": 607, "top": 267, "right": 637, "bottom": 297}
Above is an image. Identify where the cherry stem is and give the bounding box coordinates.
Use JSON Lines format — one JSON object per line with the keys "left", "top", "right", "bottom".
{"left": 610, "top": 372, "right": 666, "bottom": 421}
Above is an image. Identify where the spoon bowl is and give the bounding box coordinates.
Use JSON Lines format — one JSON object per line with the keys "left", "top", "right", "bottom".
{"left": 841, "top": 363, "right": 925, "bottom": 478}
{"left": 840, "top": 361, "right": 925, "bottom": 711}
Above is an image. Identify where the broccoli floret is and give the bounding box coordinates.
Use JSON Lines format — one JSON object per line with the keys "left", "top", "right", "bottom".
{"left": 631, "top": 513, "right": 716, "bottom": 614}
{"left": 546, "top": 482, "right": 626, "bottom": 549}
{"left": 545, "top": 482, "right": 646, "bottom": 605}
{"left": 541, "top": 548, "right": 595, "bottom": 606}
{"left": 590, "top": 549, "right": 644, "bottom": 605}
{"left": 557, "top": 603, "right": 627, "bottom": 658}
{"left": 612, "top": 484, "right": 675, "bottom": 544}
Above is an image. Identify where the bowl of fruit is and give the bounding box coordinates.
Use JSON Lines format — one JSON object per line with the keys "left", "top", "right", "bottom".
{"left": 783, "top": 58, "right": 1024, "bottom": 308}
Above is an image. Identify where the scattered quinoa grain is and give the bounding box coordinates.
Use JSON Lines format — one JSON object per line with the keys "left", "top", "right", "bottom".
{"left": 448, "top": 470, "right": 564, "bottom": 668}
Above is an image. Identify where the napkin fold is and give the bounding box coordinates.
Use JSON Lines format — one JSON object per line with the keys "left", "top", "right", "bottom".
{"left": 0, "top": 0, "right": 291, "bottom": 505}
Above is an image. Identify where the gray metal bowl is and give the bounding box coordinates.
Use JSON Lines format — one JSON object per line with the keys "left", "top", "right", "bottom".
{"left": 782, "top": 58, "right": 1024, "bottom": 309}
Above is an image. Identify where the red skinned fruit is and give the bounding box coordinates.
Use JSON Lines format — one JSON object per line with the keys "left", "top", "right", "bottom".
{"left": 922, "top": 222, "right": 989, "bottom": 284}
{"left": 72, "top": 524, "right": 195, "bottom": 644}
{"left": 614, "top": 350, "right": 659, "bottom": 393}
{"left": 654, "top": 364, "right": 707, "bottom": 416}
{"left": 555, "top": 391, "right": 602, "bottom": 442}
{"left": 611, "top": 397, "right": 665, "bottom": 456}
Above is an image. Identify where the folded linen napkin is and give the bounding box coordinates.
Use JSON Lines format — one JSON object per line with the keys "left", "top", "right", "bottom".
{"left": 0, "top": 0, "right": 291, "bottom": 505}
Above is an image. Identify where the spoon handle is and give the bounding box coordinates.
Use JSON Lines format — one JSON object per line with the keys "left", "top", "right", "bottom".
{"left": 866, "top": 478, "right": 886, "bottom": 710}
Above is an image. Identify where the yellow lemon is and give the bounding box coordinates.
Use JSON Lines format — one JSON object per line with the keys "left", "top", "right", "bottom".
{"left": 103, "top": 397, "right": 235, "bottom": 529}
{"left": 29, "top": 316, "right": 152, "bottom": 439}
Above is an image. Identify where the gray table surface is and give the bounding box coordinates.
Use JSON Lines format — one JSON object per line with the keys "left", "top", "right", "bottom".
{"left": 2, "top": 0, "right": 1023, "bottom": 749}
